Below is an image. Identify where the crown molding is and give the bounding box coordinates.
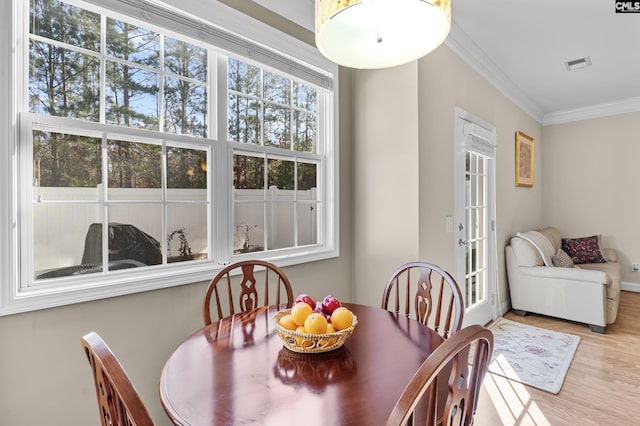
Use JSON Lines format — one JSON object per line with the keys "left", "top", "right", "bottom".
{"left": 252, "top": 4, "right": 640, "bottom": 126}
{"left": 446, "top": 21, "right": 640, "bottom": 126}
{"left": 542, "top": 97, "right": 640, "bottom": 126}
{"left": 445, "top": 21, "right": 544, "bottom": 124}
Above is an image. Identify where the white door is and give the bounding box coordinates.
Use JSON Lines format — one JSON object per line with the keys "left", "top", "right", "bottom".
{"left": 454, "top": 108, "right": 497, "bottom": 326}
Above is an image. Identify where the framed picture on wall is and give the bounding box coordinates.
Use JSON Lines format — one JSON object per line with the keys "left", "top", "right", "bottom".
{"left": 515, "top": 130, "right": 535, "bottom": 187}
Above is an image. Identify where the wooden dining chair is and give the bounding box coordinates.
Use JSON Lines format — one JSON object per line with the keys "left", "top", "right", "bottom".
{"left": 80, "top": 331, "right": 155, "bottom": 426}
{"left": 381, "top": 261, "right": 464, "bottom": 339}
{"left": 386, "top": 324, "right": 494, "bottom": 426}
{"left": 202, "top": 259, "right": 294, "bottom": 325}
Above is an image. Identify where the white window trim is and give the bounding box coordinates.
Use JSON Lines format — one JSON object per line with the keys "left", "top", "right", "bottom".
{"left": 0, "top": 0, "right": 339, "bottom": 316}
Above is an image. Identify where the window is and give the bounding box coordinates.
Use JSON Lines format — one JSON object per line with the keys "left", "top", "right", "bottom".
{"left": 0, "top": 0, "right": 337, "bottom": 315}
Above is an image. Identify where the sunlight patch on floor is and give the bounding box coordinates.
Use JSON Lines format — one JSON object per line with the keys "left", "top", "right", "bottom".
{"left": 484, "top": 372, "right": 551, "bottom": 426}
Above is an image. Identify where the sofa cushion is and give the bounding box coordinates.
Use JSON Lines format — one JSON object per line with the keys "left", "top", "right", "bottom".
{"left": 539, "top": 227, "right": 562, "bottom": 253}
{"left": 510, "top": 237, "right": 543, "bottom": 267}
{"left": 562, "top": 235, "right": 607, "bottom": 264}
{"left": 601, "top": 247, "right": 618, "bottom": 262}
{"left": 552, "top": 249, "right": 575, "bottom": 268}
{"left": 516, "top": 231, "right": 555, "bottom": 266}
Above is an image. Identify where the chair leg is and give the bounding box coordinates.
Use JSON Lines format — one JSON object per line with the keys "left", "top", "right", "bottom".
{"left": 513, "top": 309, "right": 528, "bottom": 316}
{"left": 589, "top": 324, "right": 606, "bottom": 334}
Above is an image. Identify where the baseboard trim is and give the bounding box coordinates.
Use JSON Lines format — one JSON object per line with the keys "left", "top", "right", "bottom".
{"left": 622, "top": 281, "right": 640, "bottom": 292}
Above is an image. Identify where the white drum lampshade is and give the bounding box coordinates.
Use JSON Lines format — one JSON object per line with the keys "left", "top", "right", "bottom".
{"left": 315, "top": 0, "right": 451, "bottom": 69}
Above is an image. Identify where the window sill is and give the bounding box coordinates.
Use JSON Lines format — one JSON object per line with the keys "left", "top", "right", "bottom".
{"left": 0, "top": 246, "right": 338, "bottom": 316}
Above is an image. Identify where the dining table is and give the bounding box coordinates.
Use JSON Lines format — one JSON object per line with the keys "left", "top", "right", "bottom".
{"left": 159, "top": 302, "right": 444, "bottom": 425}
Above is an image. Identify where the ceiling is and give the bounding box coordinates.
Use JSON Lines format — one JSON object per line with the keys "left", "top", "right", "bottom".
{"left": 255, "top": 0, "right": 640, "bottom": 125}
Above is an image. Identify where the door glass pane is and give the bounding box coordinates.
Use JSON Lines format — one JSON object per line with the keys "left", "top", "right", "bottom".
{"left": 465, "top": 152, "right": 487, "bottom": 309}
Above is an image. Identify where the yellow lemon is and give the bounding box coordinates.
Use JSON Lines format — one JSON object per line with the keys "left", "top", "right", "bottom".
{"left": 290, "top": 302, "right": 313, "bottom": 326}
{"left": 330, "top": 307, "right": 354, "bottom": 331}
{"left": 278, "top": 314, "right": 298, "bottom": 331}
{"left": 304, "top": 312, "right": 328, "bottom": 334}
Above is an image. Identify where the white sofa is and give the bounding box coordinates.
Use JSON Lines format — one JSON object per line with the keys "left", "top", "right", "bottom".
{"left": 505, "top": 227, "right": 621, "bottom": 333}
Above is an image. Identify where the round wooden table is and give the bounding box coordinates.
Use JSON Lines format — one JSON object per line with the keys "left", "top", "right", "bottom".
{"left": 159, "top": 303, "right": 443, "bottom": 425}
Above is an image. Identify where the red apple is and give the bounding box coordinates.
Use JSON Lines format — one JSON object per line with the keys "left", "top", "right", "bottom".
{"left": 295, "top": 294, "right": 317, "bottom": 310}
{"left": 321, "top": 294, "right": 341, "bottom": 315}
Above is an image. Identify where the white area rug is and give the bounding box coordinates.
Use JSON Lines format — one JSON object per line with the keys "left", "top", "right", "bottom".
{"left": 486, "top": 318, "right": 580, "bottom": 394}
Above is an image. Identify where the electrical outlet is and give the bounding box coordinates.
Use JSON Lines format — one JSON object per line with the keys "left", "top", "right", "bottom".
{"left": 633, "top": 263, "right": 640, "bottom": 272}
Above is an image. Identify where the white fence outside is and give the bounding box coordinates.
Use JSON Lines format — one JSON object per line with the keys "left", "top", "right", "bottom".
{"left": 33, "top": 186, "right": 318, "bottom": 271}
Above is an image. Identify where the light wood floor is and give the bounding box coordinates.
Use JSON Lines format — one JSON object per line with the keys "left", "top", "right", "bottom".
{"left": 474, "top": 290, "right": 640, "bottom": 425}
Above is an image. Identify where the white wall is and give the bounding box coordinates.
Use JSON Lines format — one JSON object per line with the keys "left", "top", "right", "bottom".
{"left": 352, "top": 63, "right": 421, "bottom": 308}
{"left": 351, "top": 44, "right": 543, "bottom": 313}
{"left": 0, "top": 4, "right": 354, "bottom": 425}
{"left": 417, "top": 46, "right": 543, "bottom": 307}
{"left": 5, "top": 1, "right": 637, "bottom": 424}
{"left": 542, "top": 112, "right": 640, "bottom": 283}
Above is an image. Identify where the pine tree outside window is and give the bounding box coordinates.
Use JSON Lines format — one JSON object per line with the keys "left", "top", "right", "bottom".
{"left": 0, "top": 0, "right": 337, "bottom": 315}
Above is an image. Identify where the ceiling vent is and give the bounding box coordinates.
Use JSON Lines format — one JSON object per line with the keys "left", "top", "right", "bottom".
{"left": 565, "top": 56, "right": 592, "bottom": 71}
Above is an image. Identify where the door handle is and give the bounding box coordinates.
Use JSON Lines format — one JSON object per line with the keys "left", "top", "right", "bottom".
{"left": 458, "top": 238, "right": 468, "bottom": 247}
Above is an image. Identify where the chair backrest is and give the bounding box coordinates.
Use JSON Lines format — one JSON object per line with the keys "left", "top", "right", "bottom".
{"left": 386, "top": 324, "right": 494, "bottom": 426}
{"left": 202, "top": 259, "right": 294, "bottom": 325}
{"left": 381, "top": 261, "right": 464, "bottom": 339}
{"left": 381, "top": 262, "right": 464, "bottom": 339}
{"left": 80, "top": 332, "right": 155, "bottom": 426}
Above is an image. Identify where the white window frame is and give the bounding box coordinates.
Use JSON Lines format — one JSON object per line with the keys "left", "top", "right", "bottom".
{"left": 0, "top": 0, "right": 339, "bottom": 316}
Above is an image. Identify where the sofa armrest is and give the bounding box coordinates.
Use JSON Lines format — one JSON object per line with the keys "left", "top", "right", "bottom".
{"left": 601, "top": 248, "right": 617, "bottom": 262}
{"left": 518, "top": 266, "right": 611, "bottom": 287}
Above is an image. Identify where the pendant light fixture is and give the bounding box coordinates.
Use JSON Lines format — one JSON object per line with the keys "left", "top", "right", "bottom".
{"left": 315, "top": 0, "right": 451, "bottom": 69}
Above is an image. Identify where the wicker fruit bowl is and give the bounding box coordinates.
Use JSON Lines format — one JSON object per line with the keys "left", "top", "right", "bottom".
{"left": 273, "top": 309, "right": 358, "bottom": 353}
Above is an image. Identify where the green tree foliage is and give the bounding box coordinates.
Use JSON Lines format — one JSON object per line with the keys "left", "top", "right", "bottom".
{"left": 33, "top": 131, "right": 101, "bottom": 187}
{"left": 164, "top": 37, "right": 208, "bottom": 138}
{"left": 30, "top": 0, "right": 101, "bottom": 187}
{"left": 228, "top": 58, "right": 261, "bottom": 144}
{"left": 29, "top": 0, "right": 209, "bottom": 189}
{"left": 28, "top": 1, "right": 316, "bottom": 191}
{"left": 167, "top": 147, "right": 207, "bottom": 189}
{"left": 233, "top": 154, "right": 264, "bottom": 189}
{"left": 105, "top": 18, "right": 159, "bottom": 129}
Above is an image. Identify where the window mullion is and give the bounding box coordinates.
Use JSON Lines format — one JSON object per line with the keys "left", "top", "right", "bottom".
{"left": 100, "top": 15, "right": 106, "bottom": 124}
{"left": 6, "top": 0, "right": 337, "bottom": 316}
{"left": 214, "top": 54, "right": 231, "bottom": 263}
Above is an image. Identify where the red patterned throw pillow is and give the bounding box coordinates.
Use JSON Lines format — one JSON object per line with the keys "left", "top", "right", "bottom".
{"left": 561, "top": 235, "right": 607, "bottom": 264}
